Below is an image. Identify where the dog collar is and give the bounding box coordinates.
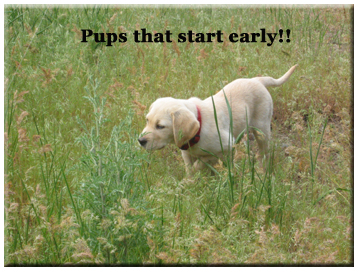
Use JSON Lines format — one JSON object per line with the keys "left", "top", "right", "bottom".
{"left": 180, "top": 106, "right": 202, "bottom": 150}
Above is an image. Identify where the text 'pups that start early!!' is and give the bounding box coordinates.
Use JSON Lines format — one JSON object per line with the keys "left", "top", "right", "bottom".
{"left": 81, "top": 28, "right": 291, "bottom": 47}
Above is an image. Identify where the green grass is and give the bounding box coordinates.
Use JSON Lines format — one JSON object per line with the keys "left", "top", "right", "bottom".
{"left": 4, "top": 5, "right": 353, "bottom": 265}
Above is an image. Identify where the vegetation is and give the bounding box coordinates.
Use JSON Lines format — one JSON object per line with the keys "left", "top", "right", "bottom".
{"left": 4, "top": 5, "right": 353, "bottom": 265}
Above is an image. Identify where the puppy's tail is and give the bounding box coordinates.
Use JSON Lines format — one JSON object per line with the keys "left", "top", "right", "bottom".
{"left": 254, "top": 64, "right": 298, "bottom": 87}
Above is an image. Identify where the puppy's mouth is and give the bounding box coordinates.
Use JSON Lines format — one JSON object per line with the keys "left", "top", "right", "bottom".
{"left": 145, "top": 144, "right": 166, "bottom": 151}
{"left": 141, "top": 146, "right": 166, "bottom": 153}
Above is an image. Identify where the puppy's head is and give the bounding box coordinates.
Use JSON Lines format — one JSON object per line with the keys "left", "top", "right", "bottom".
{"left": 138, "top": 98, "right": 200, "bottom": 150}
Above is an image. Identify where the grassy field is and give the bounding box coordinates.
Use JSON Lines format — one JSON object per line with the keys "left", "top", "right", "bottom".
{"left": 4, "top": 5, "right": 353, "bottom": 265}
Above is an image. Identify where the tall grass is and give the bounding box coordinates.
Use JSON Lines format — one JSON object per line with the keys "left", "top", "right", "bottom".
{"left": 4, "top": 5, "right": 353, "bottom": 265}
{"left": 308, "top": 117, "right": 328, "bottom": 201}
{"left": 74, "top": 77, "right": 151, "bottom": 264}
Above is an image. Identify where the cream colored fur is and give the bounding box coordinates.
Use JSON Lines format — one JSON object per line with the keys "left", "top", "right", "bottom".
{"left": 138, "top": 65, "right": 298, "bottom": 174}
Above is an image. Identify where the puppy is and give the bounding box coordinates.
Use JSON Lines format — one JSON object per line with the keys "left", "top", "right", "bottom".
{"left": 139, "top": 65, "right": 297, "bottom": 174}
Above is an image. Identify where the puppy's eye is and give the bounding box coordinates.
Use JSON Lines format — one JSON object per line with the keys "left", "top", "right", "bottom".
{"left": 156, "top": 124, "right": 165, "bottom": 129}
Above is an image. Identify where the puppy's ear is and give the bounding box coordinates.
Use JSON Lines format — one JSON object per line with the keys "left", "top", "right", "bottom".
{"left": 172, "top": 108, "right": 200, "bottom": 148}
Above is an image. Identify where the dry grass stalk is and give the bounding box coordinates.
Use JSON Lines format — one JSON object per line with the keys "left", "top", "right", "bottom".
{"left": 171, "top": 39, "right": 181, "bottom": 56}
{"left": 71, "top": 24, "right": 82, "bottom": 38}
{"left": 38, "top": 144, "right": 52, "bottom": 153}
{"left": 18, "top": 128, "right": 29, "bottom": 142}
{"left": 16, "top": 111, "right": 29, "bottom": 125}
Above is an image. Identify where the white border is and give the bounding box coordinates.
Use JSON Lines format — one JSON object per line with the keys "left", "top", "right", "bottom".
{"left": 1, "top": 1, "right": 356, "bottom": 270}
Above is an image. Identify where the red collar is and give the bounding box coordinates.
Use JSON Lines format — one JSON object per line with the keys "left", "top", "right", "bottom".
{"left": 180, "top": 106, "right": 201, "bottom": 150}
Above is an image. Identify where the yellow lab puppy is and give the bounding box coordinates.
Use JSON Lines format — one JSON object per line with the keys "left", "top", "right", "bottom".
{"left": 139, "top": 65, "right": 298, "bottom": 174}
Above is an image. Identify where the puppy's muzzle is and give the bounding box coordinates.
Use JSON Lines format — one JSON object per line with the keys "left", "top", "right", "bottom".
{"left": 138, "top": 137, "right": 147, "bottom": 147}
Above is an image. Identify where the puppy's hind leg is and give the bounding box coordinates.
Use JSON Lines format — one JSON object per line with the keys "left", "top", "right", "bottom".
{"left": 252, "top": 125, "right": 271, "bottom": 169}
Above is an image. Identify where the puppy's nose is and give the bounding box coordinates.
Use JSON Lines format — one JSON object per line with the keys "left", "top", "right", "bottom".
{"left": 138, "top": 137, "right": 147, "bottom": 147}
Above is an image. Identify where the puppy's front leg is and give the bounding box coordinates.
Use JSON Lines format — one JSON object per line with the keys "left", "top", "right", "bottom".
{"left": 182, "top": 152, "right": 218, "bottom": 175}
{"left": 181, "top": 150, "right": 195, "bottom": 175}
{"left": 194, "top": 156, "right": 219, "bottom": 175}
